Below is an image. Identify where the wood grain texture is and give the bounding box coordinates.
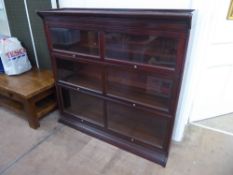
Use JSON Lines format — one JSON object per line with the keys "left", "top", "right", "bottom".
{"left": 0, "top": 69, "right": 54, "bottom": 99}
{"left": 0, "top": 69, "right": 57, "bottom": 129}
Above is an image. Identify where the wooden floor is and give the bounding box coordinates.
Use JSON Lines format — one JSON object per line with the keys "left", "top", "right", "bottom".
{"left": 0, "top": 108, "right": 233, "bottom": 175}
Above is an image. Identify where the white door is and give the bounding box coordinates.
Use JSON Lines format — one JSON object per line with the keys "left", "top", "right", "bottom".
{"left": 189, "top": 0, "right": 233, "bottom": 122}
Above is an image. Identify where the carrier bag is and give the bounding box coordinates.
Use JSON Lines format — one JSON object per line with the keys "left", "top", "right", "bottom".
{"left": 0, "top": 37, "right": 31, "bottom": 75}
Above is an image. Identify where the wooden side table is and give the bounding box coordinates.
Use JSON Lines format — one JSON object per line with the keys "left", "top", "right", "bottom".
{"left": 0, "top": 69, "right": 57, "bottom": 129}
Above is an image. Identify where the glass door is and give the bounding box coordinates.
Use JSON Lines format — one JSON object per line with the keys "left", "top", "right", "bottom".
{"left": 107, "top": 101, "right": 168, "bottom": 149}
{"left": 106, "top": 67, "right": 173, "bottom": 112}
{"left": 56, "top": 58, "right": 103, "bottom": 93}
{"left": 49, "top": 27, "right": 99, "bottom": 56}
{"left": 60, "top": 86, "right": 104, "bottom": 127}
{"left": 105, "top": 32, "right": 178, "bottom": 69}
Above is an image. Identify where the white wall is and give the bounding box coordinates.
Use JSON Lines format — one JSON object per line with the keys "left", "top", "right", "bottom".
{"left": 57, "top": 0, "right": 192, "bottom": 9}
{"left": 0, "top": 0, "right": 10, "bottom": 36}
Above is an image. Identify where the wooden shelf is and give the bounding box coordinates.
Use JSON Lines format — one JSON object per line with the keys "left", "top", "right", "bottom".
{"left": 59, "top": 73, "right": 170, "bottom": 111}
{"left": 0, "top": 95, "right": 24, "bottom": 114}
{"left": 57, "top": 59, "right": 102, "bottom": 92}
{"left": 59, "top": 74, "right": 102, "bottom": 92}
{"left": 36, "top": 95, "right": 57, "bottom": 119}
{"left": 0, "top": 89, "right": 57, "bottom": 120}
{"left": 107, "top": 71, "right": 172, "bottom": 98}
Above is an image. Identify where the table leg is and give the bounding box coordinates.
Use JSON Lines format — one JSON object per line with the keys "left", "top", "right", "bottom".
{"left": 24, "top": 100, "right": 39, "bottom": 129}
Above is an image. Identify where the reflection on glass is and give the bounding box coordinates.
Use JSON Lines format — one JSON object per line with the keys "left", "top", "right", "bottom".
{"left": 107, "top": 101, "right": 167, "bottom": 148}
{"left": 107, "top": 68, "right": 172, "bottom": 111}
{"left": 61, "top": 88, "right": 104, "bottom": 126}
{"left": 105, "top": 32, "right": 178, "bottom": 68}
{"left": 50, "top": 28, "right": 99, "bottom": 55}
{"left": 56, "top": 59, "right": 102, "bottom": 92}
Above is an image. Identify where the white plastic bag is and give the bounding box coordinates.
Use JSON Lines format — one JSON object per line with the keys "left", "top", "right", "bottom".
{"left": 0, "top": 37, "right": 31, "bottom": 75}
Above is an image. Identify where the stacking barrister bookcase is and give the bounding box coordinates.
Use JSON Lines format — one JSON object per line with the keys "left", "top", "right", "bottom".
{"left": 38, "top": 9, "right": 193, "bottom": 166}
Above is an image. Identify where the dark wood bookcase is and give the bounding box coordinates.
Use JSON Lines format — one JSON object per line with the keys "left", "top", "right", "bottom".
{"left": 38, "top": 9, "right": 193, "bottom": 166}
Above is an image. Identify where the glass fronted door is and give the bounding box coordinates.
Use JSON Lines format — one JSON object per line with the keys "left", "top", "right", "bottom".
{"left": 105, "top": 32, "right": 178, "bottom": 69}
{"left": 56, "top": 58, "right": 102, "bottom": 93}
{"left": 106, "top": 67, "right": 173, "bottom": 112}
{"left": 60, "top": 87, "right": 104, "bottom": 127}
{"left": 107, "top": 101, "right": 168, "bottom": 149}
{"left": 50, "top": 27, "right": 99, "bottom": 56}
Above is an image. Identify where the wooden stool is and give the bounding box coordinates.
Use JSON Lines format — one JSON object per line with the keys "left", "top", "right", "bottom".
{"left": 0, "top": 69, "right": 57, "bottom": 129}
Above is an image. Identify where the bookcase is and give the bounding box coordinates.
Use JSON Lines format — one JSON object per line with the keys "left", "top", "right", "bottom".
{"left": 38, "top": 9, "right": 193, "bottom": 166}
